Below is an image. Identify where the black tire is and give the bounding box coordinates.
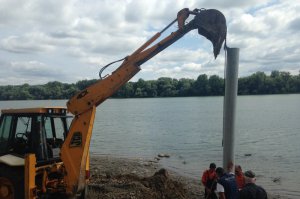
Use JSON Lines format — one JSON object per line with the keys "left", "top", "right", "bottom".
{"left": 0, "top": 164, "right": 24, "bottom": 199}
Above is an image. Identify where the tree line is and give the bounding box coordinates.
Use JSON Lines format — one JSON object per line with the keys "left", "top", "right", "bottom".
{"left": 0, "top": 71, "right": 299, "bottom": 100}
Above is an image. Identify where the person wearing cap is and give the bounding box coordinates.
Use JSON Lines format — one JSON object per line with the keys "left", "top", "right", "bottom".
{"left": 239, "top": 170, "right": 268, "bottom": 199}
{"left": 201, "top": 163, "right": 217, "bottom": 199}
{"left": 215, "top": 167, "right": 238, "bottom": 199}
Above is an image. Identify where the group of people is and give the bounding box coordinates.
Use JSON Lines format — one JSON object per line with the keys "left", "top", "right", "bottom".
{"left": 201, "top": 162, "right": 267, "bottom": 199}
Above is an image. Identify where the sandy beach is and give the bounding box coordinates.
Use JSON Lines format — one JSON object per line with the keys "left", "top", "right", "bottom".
{"left": 87, "top": 155, "right": 282, "bottom": 199}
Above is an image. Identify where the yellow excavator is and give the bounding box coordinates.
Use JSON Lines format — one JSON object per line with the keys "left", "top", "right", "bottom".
{"left": 0, "top": 8, "right": 227, "bottom": 199}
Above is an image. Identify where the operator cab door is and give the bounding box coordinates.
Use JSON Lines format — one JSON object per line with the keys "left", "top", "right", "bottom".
{"left": 44, "top": 116, "right": 68, "bottom": 159}
{"left": 0, "top": 114, "right": 47, "bottom": 160}
{"left": 0, "top": 114, "right": 32, "bottom": 156}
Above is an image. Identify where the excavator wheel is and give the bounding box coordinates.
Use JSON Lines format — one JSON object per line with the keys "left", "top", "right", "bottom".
{"left": 78, "top": 185, "right": 88, "bottom": 199}
{"left": 0, "top": 165, "right": 24, "bottom": 199}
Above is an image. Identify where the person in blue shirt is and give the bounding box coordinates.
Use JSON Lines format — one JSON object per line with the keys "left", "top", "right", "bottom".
{"left": 215, "top": 167, "right": 238, "bottom": 199}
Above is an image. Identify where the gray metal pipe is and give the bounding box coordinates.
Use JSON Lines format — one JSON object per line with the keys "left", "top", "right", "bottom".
{"left": 223, "top": 47, "right": 239, "bottom": 172}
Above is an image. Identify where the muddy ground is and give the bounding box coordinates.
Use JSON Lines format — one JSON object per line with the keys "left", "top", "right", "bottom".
{"left": 87, "top": 156, "right": 283, "bottom": 199}
{"left": 87, "top": 156, "right": 202, "bottom": 199}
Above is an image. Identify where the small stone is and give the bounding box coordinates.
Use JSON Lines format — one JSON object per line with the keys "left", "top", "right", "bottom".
{"left": 158, "top": 153, "right": 170, "bottom": 158}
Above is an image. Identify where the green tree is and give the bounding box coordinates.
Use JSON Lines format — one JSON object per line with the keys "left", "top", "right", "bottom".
{"left": 291, "top": 71, "right": 300, "bottom": 92}
{"left": 177, "top": 78, "right": 194, "bottom": 96}
{"left": 208, "top": 75, "right": 224, "bottom": 95}
{"left": 134, "top": 79, "right": 148, "bottom": 97}
{"left": 269, "top": 70, "right": 291, "bottom": 93}
{"left": 157, "top": 77, "right": 178, "bottom": 97}
{"left": 192, "top": 74, "right": 209, "bottom": 96}
{"left": 143, "top": 80, "right": 157, "bottom": 97}
{"left": 76, "top": 79, "right": 98, "bottom": 90}
{"left": 62, "top": 84, "right": 79, "bottom": 99}
{"left": 28, "top": 85, "right": 46, "bottom": 99}
{"left": 44, "top": 81, "right": 63, "bottom": 99}
{"left": 114, "top": 82, "right": 135, "bottom": 98}
{"left": 238, "top": 77, "right": 249, "bottom": 95}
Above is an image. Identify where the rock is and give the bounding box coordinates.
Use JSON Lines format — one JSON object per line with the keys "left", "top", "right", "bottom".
{"left": 154, "top": 157, "right": 160, "bottom": 161}
{"left": 272, "top": 177, "right": 281, "bottom": 183}
{"left": 143, "top": 162, "right": 151, "bottom": 167}
{"left": 154, "top": 168, "right": 169, "bottom": 178}
{"left": 158, "top": 153, "right": 170, "bottom": 158}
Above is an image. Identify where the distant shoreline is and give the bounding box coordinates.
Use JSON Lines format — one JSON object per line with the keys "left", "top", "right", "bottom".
{"left": 0, "top": 71, "right": 299, "bottom": 100}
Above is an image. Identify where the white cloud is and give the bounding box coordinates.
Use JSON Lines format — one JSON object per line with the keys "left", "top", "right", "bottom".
{"left": 0, "top": 0, "right": 299, "bottom": 86}
{"left": 1, "top": 33, "right": 55, "bottom": 53}
{"left": 0, "top": 60, "right": 70, "bottom": 85}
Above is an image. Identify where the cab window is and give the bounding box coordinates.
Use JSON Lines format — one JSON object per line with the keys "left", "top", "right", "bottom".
{"left": 44, "top": 117, "right": 53, "bottom": 139}
{"left": 15, "top": 116, "right": 32, "bottom": 142}
{"left": 0, "top": 115, "right": 13, "bottom": 153}
{"left": 53, "top": 117, "right": 65, "bottom": 140}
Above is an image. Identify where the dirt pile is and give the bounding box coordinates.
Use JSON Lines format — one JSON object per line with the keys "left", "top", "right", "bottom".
{"left": 88, "top": 168, "right": 188, "bottom": 199}
{"left": 87, "top": 156, "right": 203, "bottom": 199}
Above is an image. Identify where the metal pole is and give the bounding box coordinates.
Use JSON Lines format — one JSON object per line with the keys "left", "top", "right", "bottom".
{"left": 223, "top": 47, "right": 239, "bottom": 172}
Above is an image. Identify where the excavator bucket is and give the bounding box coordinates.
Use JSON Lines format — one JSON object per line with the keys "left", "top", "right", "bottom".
{"left": 193, "top": 9, "right": 227, "bottom": 58}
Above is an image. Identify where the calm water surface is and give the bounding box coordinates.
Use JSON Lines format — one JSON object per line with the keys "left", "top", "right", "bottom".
{"left": 0, "top": 94, "right": 299, "bottom": 198}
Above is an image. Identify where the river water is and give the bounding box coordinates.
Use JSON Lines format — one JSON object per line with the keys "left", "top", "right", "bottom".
{"left": 1, "top": 94, "right": 299, "bottom": 198}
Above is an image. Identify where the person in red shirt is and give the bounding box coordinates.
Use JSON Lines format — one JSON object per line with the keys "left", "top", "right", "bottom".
{"left": 202, "top": 163, "right": 217, "bottom": 199}
{"left": 235, "top": 165, "right": 245, "bottom": 191}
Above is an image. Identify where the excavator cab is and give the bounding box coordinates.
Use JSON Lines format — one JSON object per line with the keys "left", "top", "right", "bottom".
{"left": 0, "top": 107, "right": 71, "bottom": 163}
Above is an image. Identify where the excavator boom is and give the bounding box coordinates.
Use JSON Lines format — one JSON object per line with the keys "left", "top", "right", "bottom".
{"left": 67, "top": 8, "right": 226, "bottom": 115}
{"left": 61, "top": 8, "right": 227, "bottom": 196}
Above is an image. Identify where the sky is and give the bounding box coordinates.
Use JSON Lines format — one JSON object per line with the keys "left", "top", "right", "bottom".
{"left": 0, "top": 0, "right": 299, "bottom": 85}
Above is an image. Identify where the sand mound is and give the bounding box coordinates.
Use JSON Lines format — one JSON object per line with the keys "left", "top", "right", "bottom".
{"left": 88, "top": 168, "right": 188, "bottom": 199}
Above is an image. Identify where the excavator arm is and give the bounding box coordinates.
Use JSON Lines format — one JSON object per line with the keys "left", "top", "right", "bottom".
{"left": 67, "top": 8, "right": 226, "bottom": 115}
{"left": 61, "top": 8, "right": 227, "bottom": 196}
